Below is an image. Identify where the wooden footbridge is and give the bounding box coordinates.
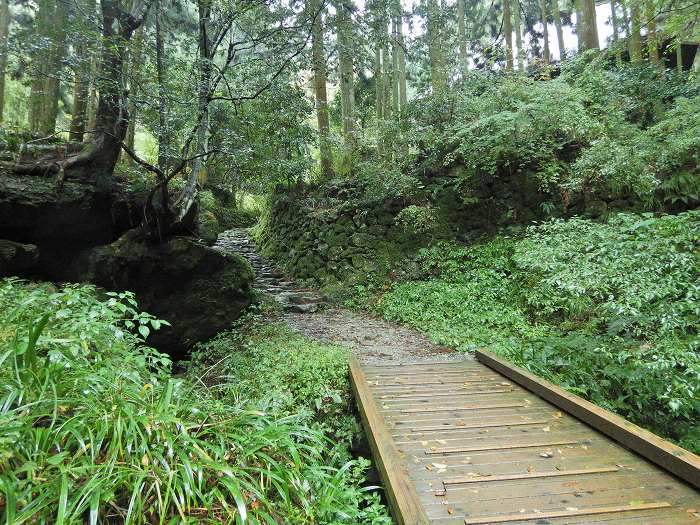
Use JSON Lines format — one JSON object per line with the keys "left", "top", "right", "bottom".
{"left": 350, "top": 350, "right": 700, "bottom": 525}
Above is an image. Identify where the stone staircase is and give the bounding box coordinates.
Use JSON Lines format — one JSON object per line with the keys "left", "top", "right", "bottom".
{"left": 215, "top": 228, "right": 325, "bottom": 313}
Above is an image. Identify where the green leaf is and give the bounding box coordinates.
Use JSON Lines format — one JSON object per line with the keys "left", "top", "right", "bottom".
{"left": 138, "top": 325, "right": 150, "bottom": 339}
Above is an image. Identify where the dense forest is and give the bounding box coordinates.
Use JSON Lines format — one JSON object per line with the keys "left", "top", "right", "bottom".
{"left": 0, "top": 0, "right": 698, "bottom": 521}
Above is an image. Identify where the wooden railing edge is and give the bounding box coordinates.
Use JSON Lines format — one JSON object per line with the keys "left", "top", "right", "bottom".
{"left": 349, "top": 357, "right": 431, "bottom": 525}
{"left": 475, "top": 348, "right": 700, "bottom": 490}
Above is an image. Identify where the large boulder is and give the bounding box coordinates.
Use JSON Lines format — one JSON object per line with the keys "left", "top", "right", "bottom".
{"left": 0, "top": 171, "right": 144, "bottom": 279}
{"left": 78, "top": 231, "right": 254, "bottom": 356}
{"left": 0, "top": 172, "right": 140, "bottom": 246}
{"left": 0, "top": 240, "right": 39, "bottom": 277}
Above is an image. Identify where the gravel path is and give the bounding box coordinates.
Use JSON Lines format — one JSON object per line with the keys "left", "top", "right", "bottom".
{"left": 217, "top": 228, "right": 468, "bottom": 365}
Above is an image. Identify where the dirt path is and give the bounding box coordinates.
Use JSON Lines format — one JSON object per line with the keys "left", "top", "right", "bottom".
{"left": 282, "top": 309, "right": 461, "bottom": 364}
{"left": 217, "top": 228, "right": 466, "bottom": 365}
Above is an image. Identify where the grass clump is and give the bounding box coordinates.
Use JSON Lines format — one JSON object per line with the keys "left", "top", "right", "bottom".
{"left": 371, "top": 211, "right": 700, "bottom": 453}
{"left": 190, "top": 316, "right": 360, "bottom": 447}
{"left": 0, "top": 279, "right": 390, "bottom": 524}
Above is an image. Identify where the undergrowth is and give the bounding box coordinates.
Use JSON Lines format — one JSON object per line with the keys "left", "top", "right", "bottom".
{"left": 0, "top": 280, "right": 390, "bottom": 524}
{"left": 189, "top": 311, "right": 362, "bottom": 449}
{"left": 368, "top": 211, "right": 700, "bottom": 453}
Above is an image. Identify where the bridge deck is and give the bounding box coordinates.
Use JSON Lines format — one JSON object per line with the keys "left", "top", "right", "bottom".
{"left": 350, "top": 351, "right": 700, "bottom": 525}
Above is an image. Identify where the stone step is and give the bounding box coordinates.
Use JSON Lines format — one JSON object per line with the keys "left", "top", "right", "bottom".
{"left": 214, "top": 228, "right": 325, "bottom": 314}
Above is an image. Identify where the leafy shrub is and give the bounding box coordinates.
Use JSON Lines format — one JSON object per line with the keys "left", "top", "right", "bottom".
{"left": 395, "top": 205, "right": 443, "bottom": 236}
{"left": 0, "top": 280, "right": 390, "bottom": 524}
{"left": 370, "top": 211, "right": 700, "bottom": 452}
{"left": 190, "top": 315, "right": 361, "bottom": 449}
{"left": 407, "top": 60, "right": 699, "bottom": 207}
{"left": 514, "top": 212, "right": 700, "bottom": 339}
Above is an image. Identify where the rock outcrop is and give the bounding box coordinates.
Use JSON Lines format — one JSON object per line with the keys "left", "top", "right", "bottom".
{"left": 78, "top": 231, "right": 254, "bottom": 356}
{"left": 0, "top": 240, "right": 39, "bottom": 277}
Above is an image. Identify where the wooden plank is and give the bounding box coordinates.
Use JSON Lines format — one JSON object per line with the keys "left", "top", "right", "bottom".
{"left": 425, "top": 439, "right": 579, "bottom": 455}
{"left": 410, "top": 420, "right": 549, "bottom": 433}
{"left": 462, "top": 502, "right": 672, "bottom": 524}
{"left": 349, "top": 357, "right": 430, "bottom": 525}
{"left": 380, "top": 388, "right": 513, "bottom": 399}
{"left": 363, "top": 360, "right": 470, "bottom": 369}
{"left": 476, "top": 349, "right": 700, "bottom": 490}
{"left": 442, "top": 467, "right": 619, "bottom": 486}
{"left": 400, "top": 403, "right": 525, "bottom": 414}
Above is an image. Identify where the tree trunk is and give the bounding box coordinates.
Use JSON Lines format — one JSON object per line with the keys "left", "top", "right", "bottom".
{"left": 396, "top": 11, "right": 407, "bottom": 109}
{"left": 0, "top": 0, "right": 9, "bottom": 123}
{"left": 503, "top": 0, "right": 514, "bottom": 71}
{"left": 514, "top": 0, "right": 524, "bottom": 70}
{"left": 155, "top": 0, "right": 171, "bottom": 170}
{"left": 374, "top": 44, "right": 383, "bottom": 156}
{"left": 457, "top": 0, "right": 467, "bottom": 71}
{"left": 382, "top": 42, "right": 392, "bottom": 120}
{"left": 675, "top": 38, "right": 683, "bottom": 73}
{"left": 551, "top": 0, "right": 565, "bottom": 59}
{"left": 83, "top": 0, "right": 148, "bottom": 181}
{"left": 41, "top": 5, "right": 68, "bottom": 135}
{"left": 610, "top": 0, "right": 622, "bottom": 64}
{"left": 335, "top": 0, "right": 355, "bottom": 146}
{"left": 69, "top": 0, "right": 96, "bottom": 141}
{"left": 125, "top": 27, "right": 144, "bottom": 163}
{"left": 426, "top": 0, "right": 446, "bottom": 92}
{"left": 86, "top": 53, "right": 99, "bottom": 134}
{"left": 620, "top": 0, "right": 631, "bottom": 34}
{"left": 391, "top": 15, "right": 399, "bottom": 114}
{"left": 174, "top": 0, "right": 211, "bottom": 225}
{"left": 69, "top": 20, "right": 92, "bottom": 142}
{"left": 629, "top": 2, "right": 642, "bottom": 62}
{"left": 645, "top": 0, "right": 659, "bottom": 64}
{"left": 581, "top": 0, "right": 599, "bottom": 49}
{"left": 28, "top": 0, "right": 53, "bottom": 133}
{"left": 539, "top": 0, "right": 550, "bottom": 64}
{"left": 310, "top": 0, "right": 332, "bottom": 177}
{"left": 574, "top": 0, "right": 583, "bottom": 51}
{"left": 375, "top": 45, "right": 383, "bottom": 122}
{"left": 9, "top": 0, "right": 148, "bottom": 185}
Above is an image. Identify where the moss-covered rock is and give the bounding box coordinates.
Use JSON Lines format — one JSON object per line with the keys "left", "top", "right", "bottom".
{"left": 254, "top": 187, "right": 423, "bottom": 287}
{"left": 198, "top": 210, "right": 221, "bottom": 246}
{"left": 79, "top": 231, "right": 254, "bottom": 356}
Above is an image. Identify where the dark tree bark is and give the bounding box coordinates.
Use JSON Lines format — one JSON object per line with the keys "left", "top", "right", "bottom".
{"left": 629, "top": 2, "right": 643, "bottom": 62}
{"left": 0, "top": 0, "right": 10, "bottom": 123}
{"left": 125, "top": 27, "right": 145, "bottom": 163}
{"left": 69, "top": 40, "right": 91, "bottom": 143}
{"left": 172, "top": 0, "right": 212, "bottom": 227}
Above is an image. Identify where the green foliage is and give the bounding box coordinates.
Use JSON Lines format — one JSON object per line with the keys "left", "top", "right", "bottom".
{"left": 378, "top": 238, "right": 545, "bottom": 351}
{"left": 371, "top": 212, "right": 700, "bottom": 452}
{"left": 407, "top": 61, "right": 700, "bottom": 206}
{"left": 190, "top": 316, "right": 361, "bottom": 447}
{"left": 0, "top": 280, "right": 390, "bottom": 524}
{"left": 395, "top": 205, "right": 443, "bottom": 236}
{"left": 513, "top": 213, "right": 700, "bottom": 339}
